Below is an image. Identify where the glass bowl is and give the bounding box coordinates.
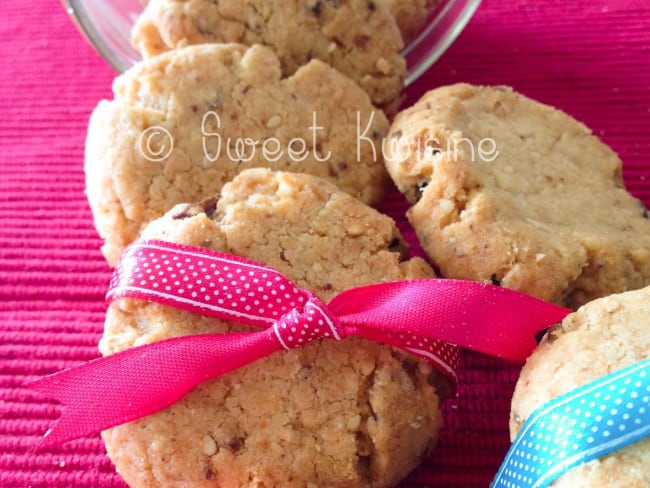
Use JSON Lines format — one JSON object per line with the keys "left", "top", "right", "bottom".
{"left": 62, "top": 0, "right": 481, "bottom": 86}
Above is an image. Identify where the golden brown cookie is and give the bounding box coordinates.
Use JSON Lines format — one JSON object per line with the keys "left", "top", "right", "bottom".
{"left": 85, "top": 43, "right": 391, "bottom": 266}
{"left": 384, "top": 83, "right": 650, "bottom": 308}
{"left": 509, "top": 286, "right": 650, "bottom": 487}
{"left": 99, "top": 169, "right": 448, "bottom": 488}
{"left": 131, "top": 0, "right": 405, "bottom": 107}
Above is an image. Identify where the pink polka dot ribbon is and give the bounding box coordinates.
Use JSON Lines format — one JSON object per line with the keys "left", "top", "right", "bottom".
{"left": 26, "top": 239, "right": 569, "bottom": 449}
{"left": 492, "top": 358, "right": 650, "bottom": 488}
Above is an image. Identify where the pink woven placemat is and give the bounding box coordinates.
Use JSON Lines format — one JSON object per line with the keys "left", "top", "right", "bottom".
{"left": 1, "top": 1, "right": 648, "bottom": 487}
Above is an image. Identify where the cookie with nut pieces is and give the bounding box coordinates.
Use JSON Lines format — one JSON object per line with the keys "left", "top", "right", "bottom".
{"left": 85, "top": 43, "right": 390, "bottom": 266}
{"left": 131, "top": 0, "right": 406, "bottom": 108}
{"left": 384, "top": 83, "right": 650, "bottom": 308}
{"left": 509, "top": 286, "right": 650, "bottom": 487}
{"left": 100, "top": 168, "right": 449, "bottom": 488}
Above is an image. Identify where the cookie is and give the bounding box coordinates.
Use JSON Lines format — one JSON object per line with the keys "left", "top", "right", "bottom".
{"left": 130, "top": 0, "right": 405, "bottom": 108}
{"left": 509, "top": 286, "right": 650, "bottom": 487}
{"left": 382, "top": 0, "right": 441, "bottom": 44}
{"left": 384, "top": 83, "right": 650, "bottom": 308}
{"left": 85, "top": 43, "right": 390, "bottom": 266}
{"left": 99, "top": 168, "right": 448, "bottom": 488}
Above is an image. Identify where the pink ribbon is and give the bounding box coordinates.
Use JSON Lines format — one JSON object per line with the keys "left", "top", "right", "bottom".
{"left": 27, "top": 240, "right": 570, "bottom": 449}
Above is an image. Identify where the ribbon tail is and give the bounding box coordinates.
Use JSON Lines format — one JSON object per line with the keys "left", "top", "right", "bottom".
{"left": 329, "top": 279, "right": 570, "bottom": 362}
{"left": 25, "top": 330, "right": 280, "bottom": 449}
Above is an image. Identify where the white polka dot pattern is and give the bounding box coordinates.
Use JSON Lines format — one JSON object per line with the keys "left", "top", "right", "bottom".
{"left": 30, "top": 239, "right": 577, "bottom": 448}
{"left": 107, "top": 240, "right": 460, "bottom": 384}
{"left": 108, "top": 239, "right": 309, "bottom": 328}
{"left": 353, "top": 326, "right": 460, "bottom": 383}
{"left": 273, "top": 297, "right": 343, "bottom": 350}
{"left": 492, "top": 358, "right": 650, "bottom": 488}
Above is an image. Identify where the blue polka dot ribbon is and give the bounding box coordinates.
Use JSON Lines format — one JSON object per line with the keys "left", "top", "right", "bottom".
{"left": 492, "top": 358, "right": 650, "bottom": 488}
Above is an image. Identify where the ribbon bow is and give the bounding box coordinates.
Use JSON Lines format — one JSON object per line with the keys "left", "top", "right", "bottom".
{"left": 27, "top": 239, "right": 569, "bottom": 448}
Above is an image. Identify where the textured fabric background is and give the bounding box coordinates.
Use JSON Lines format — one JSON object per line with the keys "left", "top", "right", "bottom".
{"left": 1, "top": 1, "right": 649, "bottom": 487}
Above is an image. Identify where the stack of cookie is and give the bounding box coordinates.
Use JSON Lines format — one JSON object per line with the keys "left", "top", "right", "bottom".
{"left": 132, "top": 0, "right": 441, "bottom": 109}
{"left": 86, "top": 3, "right": 450, "bottom": 486}
{"left": 86, "top": 42, "right": 393, "bottom": 266}
{"left": 99, "top": 169, "right": 448, "bottom": 488}
{"left": 82, "top": 2, "right": 650, "bottom": 486}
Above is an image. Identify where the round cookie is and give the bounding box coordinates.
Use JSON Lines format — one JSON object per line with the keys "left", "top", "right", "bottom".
{"left": 85, "top": 43, "right": 390, "bottom": 266}
{"left": 100, "top": 168, "right": 450, "bottom": 488}
{"left": 131, "top": 0, "right": 405, "bottom": 107}
{"left": 384, "top": 83, "right": 650, "bottom": 308}
{"left": 509, "top": 286, "right": 650, "bottom": 487}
